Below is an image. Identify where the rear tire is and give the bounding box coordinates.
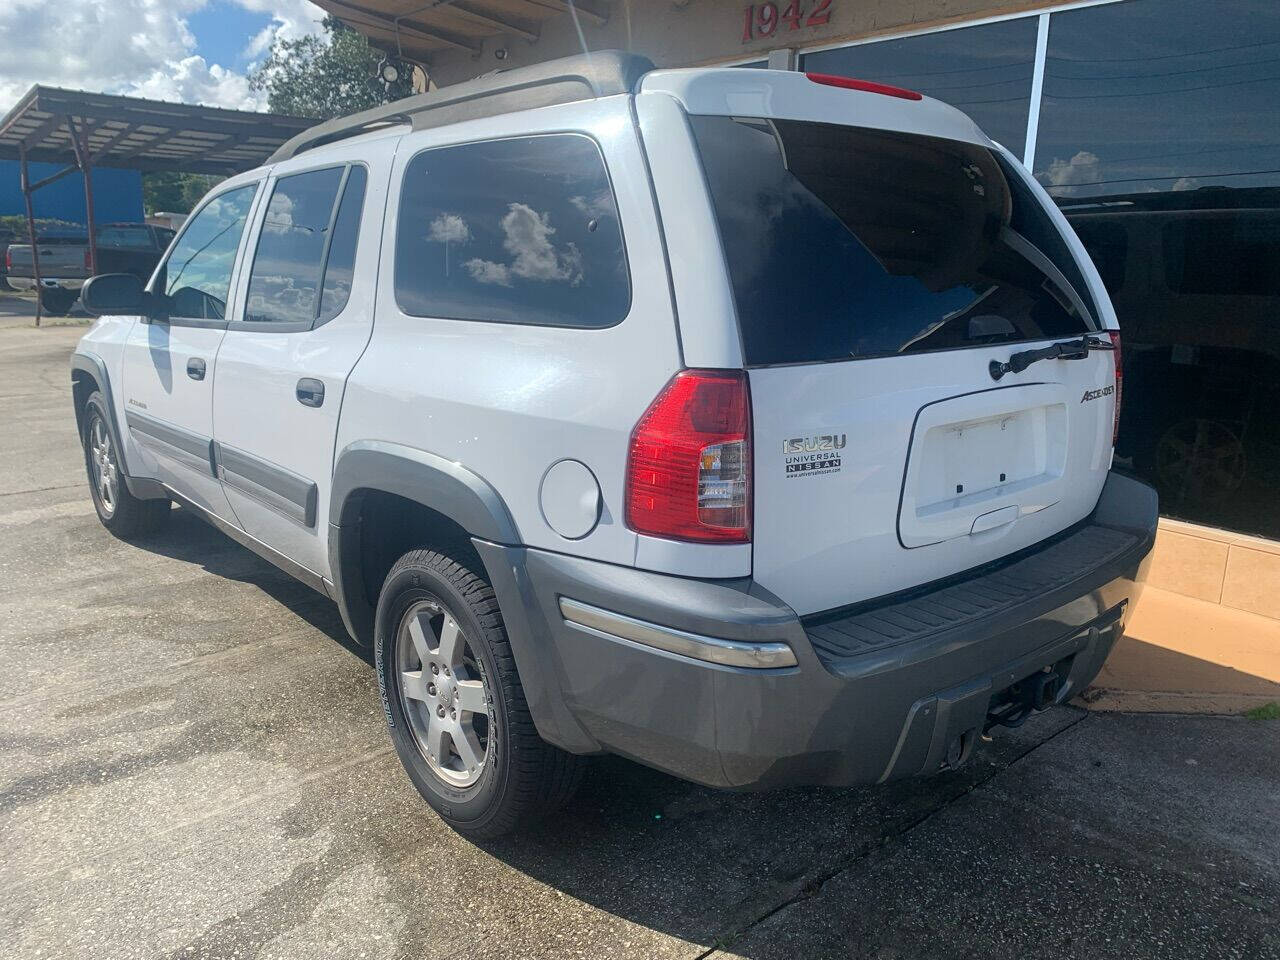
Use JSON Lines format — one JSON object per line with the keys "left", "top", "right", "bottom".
{"left": 82, "top": 392, "right": 170, "bottom": 539}
{"left": 375, "top": 548, "right": 584, "bottom": 838}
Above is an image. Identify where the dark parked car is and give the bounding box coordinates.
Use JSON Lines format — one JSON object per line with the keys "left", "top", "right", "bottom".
{"left": 6, "top": 222, "right": 176, "bottom": 314}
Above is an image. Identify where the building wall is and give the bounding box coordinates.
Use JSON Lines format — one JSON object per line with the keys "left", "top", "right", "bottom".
{"left": 0, "top": 161, "right": 144, "bottom": 224}
{"left": 427, "top": 0, "right": 1048, "bottom": 84}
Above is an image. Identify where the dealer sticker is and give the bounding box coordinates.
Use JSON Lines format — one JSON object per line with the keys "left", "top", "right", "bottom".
{"left": 783, "top": 434, "right": 846, "bottom": 478}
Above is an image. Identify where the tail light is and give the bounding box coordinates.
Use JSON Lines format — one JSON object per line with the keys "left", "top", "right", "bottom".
{"left": 4, "top": 247, "right": 10, "bottom": 271}
{"left": 626, "top": 369, "right": 751, "bottom": 543}
{"left": 806, "top": 72, "right": 923, "bottom": 101}
{"left": 83, "top": 247, "right": 93, "bottom": 270}
{"left": 1108, "top": 330, "right": 1123, "bottom": 447}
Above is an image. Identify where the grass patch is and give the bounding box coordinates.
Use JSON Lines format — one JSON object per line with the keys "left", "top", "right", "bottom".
{"left": 1245, "top": 701, "right": 1280, "bottom": 721}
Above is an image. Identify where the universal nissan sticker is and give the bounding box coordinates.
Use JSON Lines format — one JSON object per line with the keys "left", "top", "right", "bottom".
{"left": 784, "top": 434, "right": 846, "bottom": 478}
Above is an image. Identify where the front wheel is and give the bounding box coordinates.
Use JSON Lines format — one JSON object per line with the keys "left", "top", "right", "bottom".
{"left": 375, "top": 548, "right": 584, "bottom": 838}
{"left": 82, "top": 392, "right": 170, "bottom": 538}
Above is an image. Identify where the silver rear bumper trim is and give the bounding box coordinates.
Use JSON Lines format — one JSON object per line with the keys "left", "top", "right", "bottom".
{"left": 558, "top": 597, "right": 797, "bottom": 669}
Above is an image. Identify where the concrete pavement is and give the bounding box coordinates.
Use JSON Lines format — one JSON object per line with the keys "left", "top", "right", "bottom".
{"left": 1, "top": 305, "right": 1276, "bottom": 959}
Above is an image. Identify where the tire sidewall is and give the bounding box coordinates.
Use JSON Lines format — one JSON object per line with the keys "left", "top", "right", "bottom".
{"left": 82, "top": 395, "right": 117, "bottom": 525}
{"left": 375, "top": 558, "right": 510, "bottom": 831}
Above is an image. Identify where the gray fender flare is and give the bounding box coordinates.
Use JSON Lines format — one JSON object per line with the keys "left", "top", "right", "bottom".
{"left": 70, "top": 351, "right": 167, "bottom": 500}
{"left": 70, "top": 352, "right": 123, "bottom": 462}
{"left": 327, "top": 440, "right": 521, "bottom": 645}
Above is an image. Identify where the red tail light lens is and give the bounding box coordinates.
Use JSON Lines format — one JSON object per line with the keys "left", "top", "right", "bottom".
{"left": 83, "top": 247, "right": 92, "bottom": 270}
{"left": 626, "top": 370, "right": 751, "bottom": 543}
{"left": 1108, "top": 330, "right": 1123, "bottom": 447}
{"left": 805, "top": 72, "right": 923, "bottom": 101}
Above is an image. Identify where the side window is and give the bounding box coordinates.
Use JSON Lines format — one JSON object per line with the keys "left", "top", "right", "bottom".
{"left": 243, "top": 167, "right": 345, "bottom": 325}
{"left": 317, "top": 165, "right": 368, "bottom": 323}
{"left": 160, "top": 184, "right": 257, "bottom": 321}
{"left": 394, "top": 134, "right": 630, "bottom": 328}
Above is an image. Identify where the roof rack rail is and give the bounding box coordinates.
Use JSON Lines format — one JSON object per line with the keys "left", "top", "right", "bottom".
{"left": 267, "top": 50, "right": 655, "bottom": 164}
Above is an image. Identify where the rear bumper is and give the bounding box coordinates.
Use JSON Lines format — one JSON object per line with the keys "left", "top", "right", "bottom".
{"left": 477, "top": 470, "right": 1157, "bottom": 790}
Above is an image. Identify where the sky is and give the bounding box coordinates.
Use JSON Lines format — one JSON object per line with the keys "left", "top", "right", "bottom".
{"left": 0, "top": 0, "right": 328, "bottom": 113}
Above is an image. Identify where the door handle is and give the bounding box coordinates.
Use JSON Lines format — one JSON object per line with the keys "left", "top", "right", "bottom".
{"left": 296, "top": 378, "right": 325, "bottom": 407}
{"left": 186, "top": 357, "right": 206, "bottom": 381}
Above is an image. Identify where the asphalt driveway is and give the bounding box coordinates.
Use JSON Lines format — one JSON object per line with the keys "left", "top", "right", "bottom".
{"left": 1, "top": 302, "right": 1276, "bottom": 959}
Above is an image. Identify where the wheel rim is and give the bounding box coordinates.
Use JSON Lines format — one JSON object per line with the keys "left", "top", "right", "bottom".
{"left": 395, "top": 599, "right": 492, "bottom": 788}
{"left": 88, "top": 416, "right": 118, "bottom": 517}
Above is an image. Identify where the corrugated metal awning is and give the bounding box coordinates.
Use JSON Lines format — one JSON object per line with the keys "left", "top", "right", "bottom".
{"left": 0, "top": 86, "right": 317, "bottom": 175}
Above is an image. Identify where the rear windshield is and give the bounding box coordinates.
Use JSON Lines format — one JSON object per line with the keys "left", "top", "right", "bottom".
{"left": 690, "top": 116, "right": 1098, "bottom": 366}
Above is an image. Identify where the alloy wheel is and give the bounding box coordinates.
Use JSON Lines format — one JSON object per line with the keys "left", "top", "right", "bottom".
{"left": 395, "top": 599, "right": 492, "bottom": 787}
{"left": 88, "top": 416, "right": 118, "bottom": 517}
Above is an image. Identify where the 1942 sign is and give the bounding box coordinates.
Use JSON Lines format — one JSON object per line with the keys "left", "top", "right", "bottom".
{"left": 741, "top": 1, "right": 833, "bottom": 42}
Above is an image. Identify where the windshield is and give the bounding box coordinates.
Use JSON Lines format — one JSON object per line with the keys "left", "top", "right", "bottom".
{"left": 690, "top": 116, "right": 1098, "bottom": 366}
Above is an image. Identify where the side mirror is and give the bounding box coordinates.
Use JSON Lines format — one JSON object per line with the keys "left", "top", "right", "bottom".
{"left": 81, "top": 273, "right": 149, "bottom": 317}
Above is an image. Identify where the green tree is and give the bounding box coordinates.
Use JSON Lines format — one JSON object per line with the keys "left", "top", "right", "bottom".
{"left": 249, "top": 16, "right": 414, "bottom": 120}
{"left": 142, "top": 171, "right": 224, "bottom": 216}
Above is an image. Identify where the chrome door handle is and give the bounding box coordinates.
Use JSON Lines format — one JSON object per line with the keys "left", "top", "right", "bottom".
{"left": 296, "top": 378, "right": 324, "bottom": 407}
{"left": 186, "top": 357, "right": 206, "bottom": 380}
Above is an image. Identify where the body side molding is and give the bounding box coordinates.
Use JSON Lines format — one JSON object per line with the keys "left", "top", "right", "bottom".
{"left": 214, "top": 441, "right": 318, "bottom": 527}
{"left": 125, "top": 409, "right": 217, "bottom": 477}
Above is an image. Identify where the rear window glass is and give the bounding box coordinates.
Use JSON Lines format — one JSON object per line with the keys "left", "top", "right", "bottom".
{"left": 690, "top": 116, "right": 1097, "bottom": 366}
{"left": 394, "top": 134, "right": 630, "bottom": 328}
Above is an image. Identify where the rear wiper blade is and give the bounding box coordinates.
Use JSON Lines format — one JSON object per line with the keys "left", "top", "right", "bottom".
{"left": 989, "top": 334, "right": 1114, "bottom": 381}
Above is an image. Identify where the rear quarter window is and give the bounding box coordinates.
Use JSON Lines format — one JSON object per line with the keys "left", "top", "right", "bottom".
{"left": 691, "top": 116, "right": 1097, "bottom": 366}
{"left": 394, "top": 133, "right": 630, "bottom": 328}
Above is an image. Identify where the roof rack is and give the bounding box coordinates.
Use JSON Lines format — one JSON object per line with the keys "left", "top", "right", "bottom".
{"left": 267, "top": 50, "right": 654, "bottom": 164}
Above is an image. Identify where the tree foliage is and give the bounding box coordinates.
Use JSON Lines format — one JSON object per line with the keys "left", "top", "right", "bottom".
{"left": 142, "top": 172, "right": 224, "bottom": 216}
{"left": 249, "top": 16, "right": 414, "bottom": 120}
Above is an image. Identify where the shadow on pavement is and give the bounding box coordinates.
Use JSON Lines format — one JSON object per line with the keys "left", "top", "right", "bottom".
{"left": 135, "top": 504, "right": 371, "bottom": 665}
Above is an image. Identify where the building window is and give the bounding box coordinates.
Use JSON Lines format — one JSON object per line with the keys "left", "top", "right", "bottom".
{"left": 800, "top": 17, "right": 1039, "bottom": 158}
{"left": 1037, "top": 0, "right": 1280, "bottom": 538}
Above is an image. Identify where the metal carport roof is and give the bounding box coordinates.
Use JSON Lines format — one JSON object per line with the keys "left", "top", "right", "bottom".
{"left": 0, "top": 86, "right": 317, "bottom": 324}
{"left": 0, "top": 86, "right": 316, "bottom": 176}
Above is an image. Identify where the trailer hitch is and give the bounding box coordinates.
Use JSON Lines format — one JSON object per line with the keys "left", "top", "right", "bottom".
{"left": 985, "top": 670, "right": 1064, "bottom": 732}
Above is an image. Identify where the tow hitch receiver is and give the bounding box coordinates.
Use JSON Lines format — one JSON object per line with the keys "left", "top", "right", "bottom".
{"left": 985, "top": 668, "right": 1066, "bottom": 732}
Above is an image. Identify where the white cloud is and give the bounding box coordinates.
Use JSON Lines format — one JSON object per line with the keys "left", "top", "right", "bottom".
{"left": 239, "top": 0, "right": 326, "bottom": 60}
{"left": 1040, "top": 150, "right": 1102, "bottom": 196}
{"left": 0, "top": 0, "right": 325, "bottom": 113}
{"left": 429, "top": 213, "right": 471, "bottom": 245}
{"left": 464, "top": 259, "right": 511, "bottom": 287}
{"left": 465, "top": 203, "right": 585, "bottom": 287}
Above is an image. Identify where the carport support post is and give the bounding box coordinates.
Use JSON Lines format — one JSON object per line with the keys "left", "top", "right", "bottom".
{"left": 69, "top": 117, "right": 98, "bottom": 275}
{"left": 17, "top": 143, "right": 42, "bottom": 327}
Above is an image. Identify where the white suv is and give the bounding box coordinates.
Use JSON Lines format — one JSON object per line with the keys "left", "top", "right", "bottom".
{"left": 70, "top": 52, "right": 1157, "bottom": 838}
